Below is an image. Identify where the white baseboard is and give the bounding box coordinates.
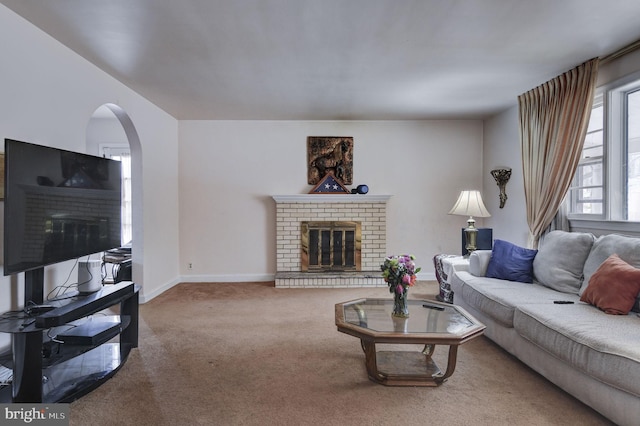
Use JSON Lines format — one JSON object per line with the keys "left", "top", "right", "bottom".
{"left": 139, "top": 276, "right": 181, "bottom": 303}
{"left": 141, "top": 272, "right": 436, "bottom": 303}
{"left": 417, "top": 272, "right": 436, "bottom": 281}
{"left": 179, "top": 273, "right": 275, "bottom": 284}
{"left": 181, "top": 272, "right": 436, "bottom": 282}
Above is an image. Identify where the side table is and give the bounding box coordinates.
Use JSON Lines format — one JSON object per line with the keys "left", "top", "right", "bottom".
{"left": 433, "top": 254, "right": 469, "bottom": 303}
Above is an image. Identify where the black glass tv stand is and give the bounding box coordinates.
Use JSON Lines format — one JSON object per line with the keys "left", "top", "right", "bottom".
{"left": 0, "top": 279, "right": 139, "bottom": 403}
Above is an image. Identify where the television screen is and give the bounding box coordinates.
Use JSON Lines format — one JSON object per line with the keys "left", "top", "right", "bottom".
{"left": 3, "top": 139, "right": 122, "bottom": 276}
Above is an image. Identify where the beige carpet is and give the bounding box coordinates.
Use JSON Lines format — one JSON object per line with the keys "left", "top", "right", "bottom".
{"left": 69, "top": 281, "right": 613, "bottom": 426}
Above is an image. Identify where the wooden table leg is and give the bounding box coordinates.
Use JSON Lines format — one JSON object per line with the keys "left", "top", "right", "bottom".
{"left": 361, "top": 339, "right": 381, "bottom": 382}
{"left": 433, "top": 345, "right": 458, "bottom": 384}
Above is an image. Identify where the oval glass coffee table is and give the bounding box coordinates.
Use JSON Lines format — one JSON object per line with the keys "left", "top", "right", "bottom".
{"left": 335, "top": 298, "right": 485, "bottom": 386}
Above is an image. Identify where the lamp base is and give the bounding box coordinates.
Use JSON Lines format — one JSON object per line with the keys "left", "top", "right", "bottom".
{"left": 463, "top": 222, "right": 478, "bottom": 257}
{"left": 461, "top": 228, "right": 494, "bottom": 256}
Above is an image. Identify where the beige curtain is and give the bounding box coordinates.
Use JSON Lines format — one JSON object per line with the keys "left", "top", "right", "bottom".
{"left": 519, "top": 58, "right": 599, "bottom": 248}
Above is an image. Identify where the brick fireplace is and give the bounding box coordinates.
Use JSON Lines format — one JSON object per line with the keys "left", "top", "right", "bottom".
{"left": 272, "top": 194, "right": 391, "bottom": 288}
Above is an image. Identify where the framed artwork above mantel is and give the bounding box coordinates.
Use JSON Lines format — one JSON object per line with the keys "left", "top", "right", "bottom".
{"left": 307, "top": 137, "right": 353, "bottom": 186}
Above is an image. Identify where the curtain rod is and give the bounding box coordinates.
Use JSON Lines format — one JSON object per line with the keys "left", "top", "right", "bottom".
{"left": 601, "top": 39, "right": 640, "bottom": 65}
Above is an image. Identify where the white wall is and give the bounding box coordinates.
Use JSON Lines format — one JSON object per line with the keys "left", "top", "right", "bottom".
{"left": 179, "top": 120, "right": 484, "bottom": 280}
{"left": 86, "top": 111, "right": 128, "bottom": 155}
{"left": 597, "top": 48, "right": 640, "bottom": 88}
{"left": 0, "top": 5, "right": 180, "bottom": 303}
{"left": 483, "top": 106, "right": 529, "bottom": 247}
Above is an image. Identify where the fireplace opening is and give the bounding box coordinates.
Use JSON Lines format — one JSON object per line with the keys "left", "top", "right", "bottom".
{"left": 301, "top": 221, "right": 361, "bottom": 272}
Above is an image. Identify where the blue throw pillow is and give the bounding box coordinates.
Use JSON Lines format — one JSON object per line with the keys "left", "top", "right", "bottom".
{"left": 486, "top": 240, "right": 538, "bottom": 283}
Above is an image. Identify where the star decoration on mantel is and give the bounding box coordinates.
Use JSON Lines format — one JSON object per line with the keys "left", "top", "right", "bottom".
{"left": 309, "top": 171, "right": 349, "bottom": 194}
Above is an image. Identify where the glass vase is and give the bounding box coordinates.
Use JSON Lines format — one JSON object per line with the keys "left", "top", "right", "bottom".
{"left": 392, "top": 289, "right": 409, "bottom": 318}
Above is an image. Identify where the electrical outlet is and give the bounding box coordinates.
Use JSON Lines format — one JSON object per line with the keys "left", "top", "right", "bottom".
{"left": 188, "top": 263, "right": 193, "bottom": 270}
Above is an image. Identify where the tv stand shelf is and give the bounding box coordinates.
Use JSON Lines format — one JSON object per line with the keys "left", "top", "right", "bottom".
{"left": 0, "top": 281, "right": 139, "bottom": 403}
{"left": 40, "top": 315, "right": 131, "bottom": 368}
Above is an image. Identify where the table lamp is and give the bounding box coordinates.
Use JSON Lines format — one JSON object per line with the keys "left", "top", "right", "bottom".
{"left": 448, "top": 190, "right": 491, "bottom": 255}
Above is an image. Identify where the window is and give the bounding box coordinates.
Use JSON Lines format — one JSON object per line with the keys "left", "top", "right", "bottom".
{"left": 569, "top": 73, "right": 640, "bottom": 228}
{"left": 569, "top": 94, "right": 604, "bottom": 216}
{"left": 627, "top": 90, "right": 640, "bottom": 220}
{"left": 100, "top": 144, "right": 132, "bottom": 245}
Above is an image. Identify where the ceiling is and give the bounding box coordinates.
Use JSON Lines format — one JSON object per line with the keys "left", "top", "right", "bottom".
{"left": 3, "top": 0, "right": 640, "bottom": 120}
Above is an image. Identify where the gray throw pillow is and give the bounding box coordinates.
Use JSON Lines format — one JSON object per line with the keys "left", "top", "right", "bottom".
{"left": 533, "top": 231, "right": 595, "bottom": 294}
{"left": 580, "top": 233, "right": 640, "bottom": 296}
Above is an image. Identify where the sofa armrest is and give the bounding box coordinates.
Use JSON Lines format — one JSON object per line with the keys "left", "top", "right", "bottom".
{"left": 469, "top": 250, "right": 492, "bottom": 277}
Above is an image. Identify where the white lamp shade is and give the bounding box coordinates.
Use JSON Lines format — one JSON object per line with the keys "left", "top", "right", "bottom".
{"left": 448, "top": 190, "right": 491, "bottom": 217}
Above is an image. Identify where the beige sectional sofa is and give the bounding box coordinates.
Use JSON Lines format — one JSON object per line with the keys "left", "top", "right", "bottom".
{"left": 450, "top": 231, "right": 640, "bottom": 426}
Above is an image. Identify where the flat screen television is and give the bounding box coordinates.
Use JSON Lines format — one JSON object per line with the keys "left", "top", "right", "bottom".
{"left": 3, "top": 139, "right": 122, "bottom": 276}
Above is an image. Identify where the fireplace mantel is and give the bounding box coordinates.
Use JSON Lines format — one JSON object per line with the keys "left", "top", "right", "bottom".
{"left": 272, "top": 194, "right": 392, "bottom": 203}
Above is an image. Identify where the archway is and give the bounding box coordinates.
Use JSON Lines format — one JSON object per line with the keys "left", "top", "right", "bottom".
{"left": 86, "top": 104, "right": 143, "bottom": 288}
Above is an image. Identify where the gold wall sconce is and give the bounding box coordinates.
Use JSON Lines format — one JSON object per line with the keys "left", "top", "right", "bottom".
{"left": 490, "top": 168, "right": 512, "bottom": 209}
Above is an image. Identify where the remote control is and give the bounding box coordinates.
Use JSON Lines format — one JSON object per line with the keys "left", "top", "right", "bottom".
{"left": 423, "top": 304, "right": 445, "bottom": 311}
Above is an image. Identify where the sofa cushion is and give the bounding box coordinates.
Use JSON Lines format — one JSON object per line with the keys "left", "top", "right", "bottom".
{"left": 459, "top": 274, "right": 578, "bottom": 328}
{"left": 533, "top": 231, "right": 594, "bottom": 294}
{"left": 468, "top": 250, "right": 492, "bottom": 277}
{"left": 580, "top": 254, "right": 640, "bottom": 315}
{"left": 514, "top": 303, "right": 640, "bottom": 398}
{"left": 486, "top": 240, "right": 538, "bottom": 283}
{"left": 581, "top": 234, "right": 640, "bottom": 296}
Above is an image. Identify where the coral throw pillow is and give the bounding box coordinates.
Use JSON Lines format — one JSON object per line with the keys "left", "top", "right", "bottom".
{"left": 580, "top": 254, "right": 640, "bottom": 315}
